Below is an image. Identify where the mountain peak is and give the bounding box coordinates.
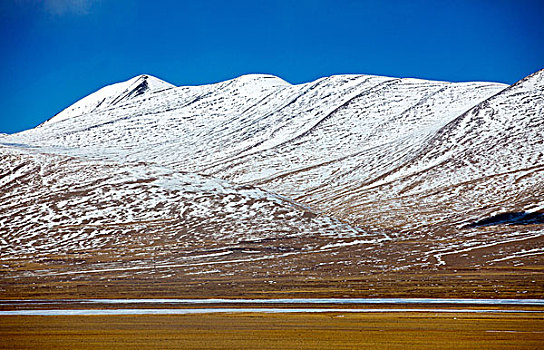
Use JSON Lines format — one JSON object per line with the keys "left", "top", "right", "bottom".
{"left": 109, "top": 74, "right": 174, "bottom": 104}
{"left": 126, "top": 74, "right": 174, "bottom": 90}
{"left": 42, "top": 74, "right": 174, "bottom": 125}
{"left": 229, "top": 73, "right": 291, "bottom": 86}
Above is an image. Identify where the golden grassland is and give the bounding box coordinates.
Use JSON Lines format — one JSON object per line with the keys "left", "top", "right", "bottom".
{"left": 1, "top": 312, "right": 543, "bottom": 349}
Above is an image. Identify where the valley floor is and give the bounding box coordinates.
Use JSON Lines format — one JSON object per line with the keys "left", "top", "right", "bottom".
{"left": 2, "top": 312, "right": 543, "bottom": 349}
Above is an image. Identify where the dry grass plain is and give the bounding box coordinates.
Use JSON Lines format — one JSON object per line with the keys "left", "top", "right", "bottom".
{"left": 1, "top": 312, "right": 543, "bottom": 350}
{"left": 2, "top": 267, "right": 542, "bottom": 300}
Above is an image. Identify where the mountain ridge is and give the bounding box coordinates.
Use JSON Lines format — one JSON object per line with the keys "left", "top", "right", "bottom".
{"left": 1, "top": 69, "right": 542, "bottom": 299}
{"left": 20, "top": 72, "right": 514, "bottom": 134}
{"left": 39, "top": 74, "right": 175, "bottom": 126}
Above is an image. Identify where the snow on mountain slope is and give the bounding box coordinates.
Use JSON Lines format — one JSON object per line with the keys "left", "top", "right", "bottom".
{"left": 1, "top": 145, "right": 375, "bottom": 278}
{"left": 42, "top": 74, "right": 174, "bottom": 125}
{"left": 322, "top": 68, "right": 544, "bottom": 227}
{"left": 6, "top": 73, "right": 504, "bottom": 185}
{"left": 402, "top": 68, "right": 543, "bottom": 182}
{"left": 207, "top": 78, "right": 507, "bottom": 198}
{"left": 288, "top": 69, "right": 544, "bottom": 269}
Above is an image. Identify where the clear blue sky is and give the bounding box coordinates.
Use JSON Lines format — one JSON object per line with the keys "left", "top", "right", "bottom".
{"left": 1, "top": 0, "right": 543, "bottom": 134}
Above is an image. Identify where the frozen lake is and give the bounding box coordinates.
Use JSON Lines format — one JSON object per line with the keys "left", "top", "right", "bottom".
{"left": 2, "top": 298, "right": 544, "bottom": 305}
{"left": 2, "top": 308, "right": 544, "bottom": 316}
{"left": 1, "top": 298, "right": 543, "bottom": 316}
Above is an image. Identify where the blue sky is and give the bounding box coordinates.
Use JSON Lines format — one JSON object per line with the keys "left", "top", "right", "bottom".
{"left": 1, "top": 0, "right": 543, "bottom": 134}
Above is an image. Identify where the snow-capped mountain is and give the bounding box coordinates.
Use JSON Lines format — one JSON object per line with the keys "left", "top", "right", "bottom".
{"left": 326, "top": 68, "right": 544, "bottom": 233}
{"left": 1, "top": 69, "right": 543, "bottom": 298}
{"left": 42, "top": 74, "right": 174, "bottom": 125}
